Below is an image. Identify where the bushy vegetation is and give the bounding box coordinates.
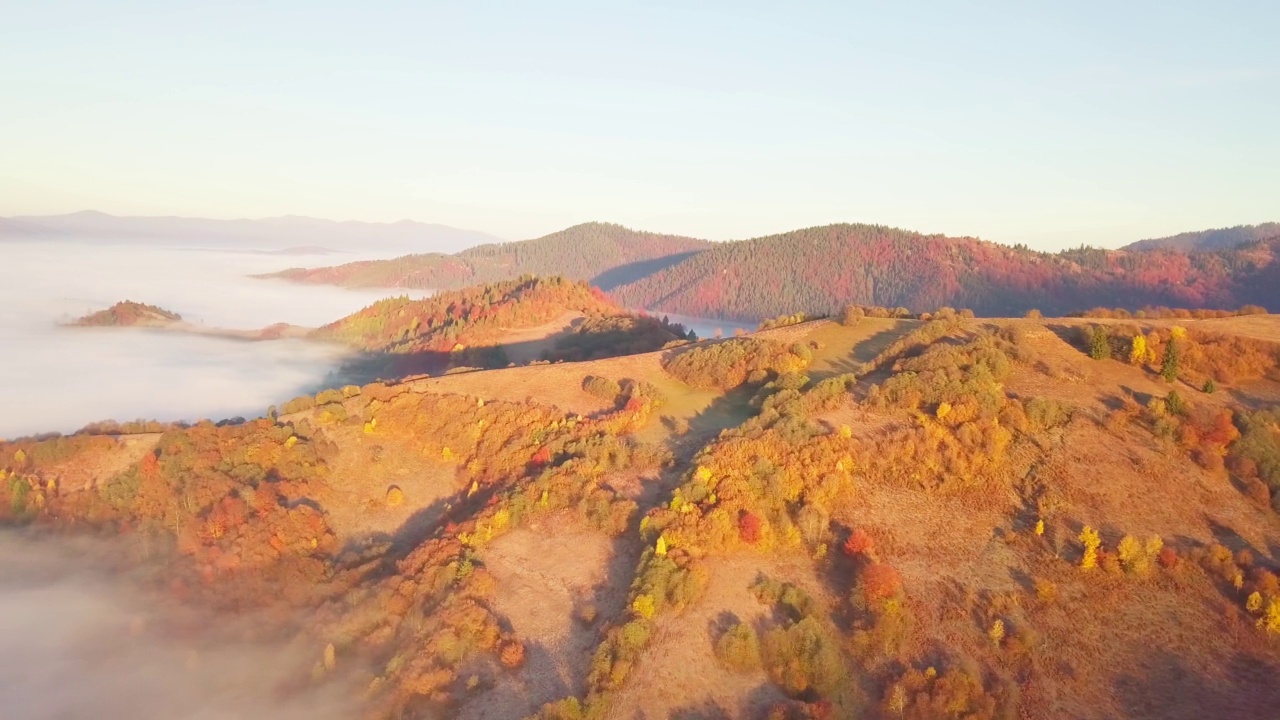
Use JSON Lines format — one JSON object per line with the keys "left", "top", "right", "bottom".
{"left": 663, "top": 337, "right": 812, "bottom": 390}
{"left": 714, "top": 621, "right": 762, "bottom": 672}
{"left": 582, "top": 375, "right": 623, "bottom": 402}
{"left": 548, "top": 315, "right": 691, "bottom": 362}
{"left": 758, "top": 312, "right": 817, "bottom": 331}
{"left": 749, "top": 577, "right": 848, "bottom": 699}
{"left": 858, "top": 330, "right": 1029, "bottom": 490}
{"left": 1229, "top": 408, "right": 1280, "bottom": 511}
{"left": 883, "top": 665, "right": 1008, "bottom": 720}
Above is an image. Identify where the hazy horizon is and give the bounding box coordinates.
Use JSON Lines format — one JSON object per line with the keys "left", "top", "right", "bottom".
{"left": 5, "top": 208, "right": 1278, "bottom": 253}
{"left": 3, "top": 3, "right": 1277, "bottom": 250}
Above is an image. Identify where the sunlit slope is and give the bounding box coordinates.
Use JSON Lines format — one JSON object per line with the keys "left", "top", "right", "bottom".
{"left": 308, "top": 275, "right": 692, "bottom": 377}
{"left": 3, "top": 312, "right": 1280, "bottom": 719}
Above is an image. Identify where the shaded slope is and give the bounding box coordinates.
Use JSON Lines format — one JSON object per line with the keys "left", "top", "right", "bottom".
{"left": 1125, "top": 222, "right": 1280, "bottom": 252}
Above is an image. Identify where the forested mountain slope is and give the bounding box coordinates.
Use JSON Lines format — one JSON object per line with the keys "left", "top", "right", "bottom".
{"left": 266, "top": 222, "right": 711, "bottom": 291}
{"left": 610, "top": 224, "right": 1280, "bottom": 321}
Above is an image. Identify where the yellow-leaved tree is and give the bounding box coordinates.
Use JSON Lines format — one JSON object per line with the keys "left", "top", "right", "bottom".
{"left": 1079, "top": 526, "right": 1101, "bottom": 570}
{"left": 1129, "top": 335, "right": 1147, "bottom": 366}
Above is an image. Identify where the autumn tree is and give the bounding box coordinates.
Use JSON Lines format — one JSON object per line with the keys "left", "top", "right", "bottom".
{"left": 1128, "top": 335, "right": 1148, "bottom": 365}
{"left": 1079, "top": 526, "right": 1101, "bottom": 570}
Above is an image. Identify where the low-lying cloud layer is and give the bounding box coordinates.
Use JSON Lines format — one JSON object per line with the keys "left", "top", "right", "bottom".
{"left": 0, "top": 531, "right": 358, "bottom": 720}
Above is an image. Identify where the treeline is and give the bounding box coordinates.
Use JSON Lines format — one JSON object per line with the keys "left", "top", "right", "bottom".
{"left": 1074, "top": 305, "right": 1268, "bottom": 319}
{"left": 608, "top": 224, "right": 1280, "bottom": 321}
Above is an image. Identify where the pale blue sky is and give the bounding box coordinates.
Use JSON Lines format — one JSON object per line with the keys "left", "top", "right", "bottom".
{"left": 2, "top": 1, "right": 1276, "bottom": 248}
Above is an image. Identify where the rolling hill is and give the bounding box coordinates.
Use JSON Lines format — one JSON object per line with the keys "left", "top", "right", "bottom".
{"left": 265, "top": 222, "right": 711, "bottom": 292}
{"left": 1125, "top": 222, "right": 1280, "bottom": 252}
{"left": 5, "top": 303, "right": 1280, "bottom": 719}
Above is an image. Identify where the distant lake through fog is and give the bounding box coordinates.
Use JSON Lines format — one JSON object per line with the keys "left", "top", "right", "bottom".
{"left": 655, "top": 313, "right": 754, "bottom": 341}
{"left": 0, "top": 241, "right": 424, "bottom": 439}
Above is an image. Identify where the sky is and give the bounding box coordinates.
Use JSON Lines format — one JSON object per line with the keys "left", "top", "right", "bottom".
{"left": 1, "top": 1, "right": 1277, "bottom": 249}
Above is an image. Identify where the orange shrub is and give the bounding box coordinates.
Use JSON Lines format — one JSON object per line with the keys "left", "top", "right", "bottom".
{"left": 843, "top": 529, "right": 875, "bottom": 557}
{"left": 739, "top": 511, "right": 764, "bottom": 544}
{"left": 860, "top": 563, "right": 903, "bottom": 604}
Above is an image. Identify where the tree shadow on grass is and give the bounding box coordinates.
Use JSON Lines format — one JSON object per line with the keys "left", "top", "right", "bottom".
{"left": 1113, "top": 648, "right": 1280, "bottom": 720}
{"left": 810, "top": 324, "right": 913, "bottom": 381}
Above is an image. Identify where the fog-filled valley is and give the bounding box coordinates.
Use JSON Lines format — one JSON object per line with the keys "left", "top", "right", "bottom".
{"left": 0, "top": 241, "right": 426, "bottom": 439}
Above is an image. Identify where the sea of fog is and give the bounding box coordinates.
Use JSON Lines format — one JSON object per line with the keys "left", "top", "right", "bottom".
{"left": 0, "top": 240, "right": 425, "bottom": 439}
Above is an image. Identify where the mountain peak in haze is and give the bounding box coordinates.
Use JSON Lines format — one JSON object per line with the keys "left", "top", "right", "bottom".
{"left": 0, "top": 211, "right": 505, "bottom": 254}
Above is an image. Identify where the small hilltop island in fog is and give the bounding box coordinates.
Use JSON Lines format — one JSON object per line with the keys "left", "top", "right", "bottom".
{"left": 72, "top": 300, "right": 183, "bottom": 327}
{"left": 69, "top": 300, "right": 312, "bottom": 342}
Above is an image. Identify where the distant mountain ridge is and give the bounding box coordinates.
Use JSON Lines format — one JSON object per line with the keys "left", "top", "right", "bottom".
{"left": 266, "top": 221, "right": 711, "bottom": 291}
{"left": 270, "top": 220, "right": 1280, "bottom": 320}
{"left": 0, "top": 210, "right": 503, "bottom": 254}
{"left": 1124, "top": 222, "right": 1280, "bottom": 252}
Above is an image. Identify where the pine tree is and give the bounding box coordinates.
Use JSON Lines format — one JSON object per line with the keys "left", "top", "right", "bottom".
{"left": 1161, "top": 338, "right": 1181, "bottom": 382}
{"left": 1089, "top": 327, "right": 1111, "bottom": 360}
